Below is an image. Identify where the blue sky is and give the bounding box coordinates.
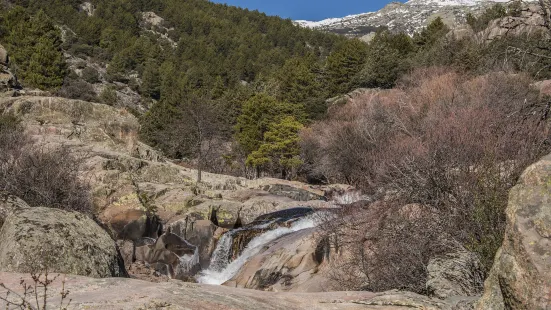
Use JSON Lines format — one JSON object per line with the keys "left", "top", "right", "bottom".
{"left": 210, "top": 0, "right": 405, "bottom": 21}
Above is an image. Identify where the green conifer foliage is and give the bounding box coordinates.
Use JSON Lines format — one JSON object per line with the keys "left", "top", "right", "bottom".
{"left": 277, "top": 57, "right": 319, "bottom": 103}
{"left": 413, "top": 17, "right": 449, "bottom": 48}
{"left": 140, "top": 59, "right": 161, "bottom": 99}
{"left": 26, "top": 37, "right": 66, "bottom": 89}
{"left": 235, "top": 93, "right": 305, "bottom": 156}
{"left": 246, "top": 116, "right": 304, "bottom": 179}
{"left": 1, "top": 8, "right": 66, "bottom": 90}
{"left": 356, "top": 31, "right": 415, "bottom": 89}
{"left": 466, "top": 4, "right": 507, "bottom": 32}
{"left": 325, "top": 39, "right": 369, "bottom": 95}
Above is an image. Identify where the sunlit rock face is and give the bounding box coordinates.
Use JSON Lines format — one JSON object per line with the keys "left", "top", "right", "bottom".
{"left": 477, "top": 153, "right": 551, "bottom": 310}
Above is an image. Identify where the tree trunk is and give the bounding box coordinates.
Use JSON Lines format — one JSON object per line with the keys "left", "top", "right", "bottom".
{"left": 197, "top": 152, "right": 202, "bottom": 183}
{"left": 197, "top": 165, "right": 202, "bottom": 184}
{"left": 541, "top": 0, "right": 551, "bottom": 30}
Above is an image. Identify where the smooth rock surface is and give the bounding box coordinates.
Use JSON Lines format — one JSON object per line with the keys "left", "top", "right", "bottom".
{"left": 0, "top": 272, "right": 453, "bottom": 310}
{"left": 226, "top": 227, "right": 332, "bottom": 292}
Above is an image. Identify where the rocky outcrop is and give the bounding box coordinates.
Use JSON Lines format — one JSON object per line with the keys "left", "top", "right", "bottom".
{"left": 170, "top": 219, "right": 218, "bottom": 268}
{"left": 0, "top": 45, "right": 16, "bottom": 93}
{"left": 0, "top": 96, "right": 330, "bottom": 229}
{"left": 476, "top": 153, "right": 551, "bottom": 309}
{"left": 296, "top": 0, "right": 527, "bottom": 38}
{"left": 481, "top": 2, "right": 550, "bottom": 41}
{"left": 0, "top": 207, "right": 126, "bottom": 278}
{"left": 0, "top": 193, "right": 29, "bottom": 227}
{"left": 427, "top": 250, "right": 485, "bottom": 299}
{"left": 0, "top": 44, "right": 7, "bottom": 66}
{"left": 134, "top": 230, "right": 199, "bottom": 279}
{"left": 0, "top": 96, "right": 341, "bottom": 282}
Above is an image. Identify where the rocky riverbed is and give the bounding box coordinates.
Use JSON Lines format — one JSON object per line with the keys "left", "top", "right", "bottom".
{"left": 0, "top": 95, "right": 550, "bottom": 309}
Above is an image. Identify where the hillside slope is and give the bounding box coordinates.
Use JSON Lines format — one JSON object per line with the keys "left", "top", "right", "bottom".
{"left": 0, "top": 0, "right": 343, "bottom": 111}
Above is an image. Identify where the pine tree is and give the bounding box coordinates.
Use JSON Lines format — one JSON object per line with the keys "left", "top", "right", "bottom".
{"left": 277, "top": 57, "right": 319, "bottom": 105}
{"left": 235, "top": 93, "right": 305, "bottom": 156}
{"left": 325, "top": 39, "right": 369, "bottom": 95}
{"left": 26, "top": 37, "right": 66, "bottom": 89}
{"left": 140, "top": 59, "right": 161, "bottom": 99}
{"left": 413, "top": 17, "right": 450, "bottom": 48}
{"left": 355, "top": 31, "right": 415, "bottom": 89}
{"left": 2, "top": 8, "right": 66, "bottom": 90}
{"left": 246, "top": 116, "right": 304, "bottom": 180}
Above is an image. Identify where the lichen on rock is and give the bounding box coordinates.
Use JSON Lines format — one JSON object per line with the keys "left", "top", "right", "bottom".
{"left": 0, "top": 207, "right": 126, "bottom": 278}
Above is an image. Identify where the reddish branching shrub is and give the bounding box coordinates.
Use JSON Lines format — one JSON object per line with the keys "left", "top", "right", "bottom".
{"left": 304, "top": 68, "right": 551, "bottom": 292}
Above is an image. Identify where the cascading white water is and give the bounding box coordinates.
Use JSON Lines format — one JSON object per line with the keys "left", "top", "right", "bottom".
{"left": 207, "top": 231, "right": 234, "bottom": 273}
{"left": 177, "top": 246, "right": 200, "bottom": 276}
{"left": 196, "top": 215, "right": 319, "bottom": 285}
{"left": 205, "top": 221, "right": 278, "bottom": 275}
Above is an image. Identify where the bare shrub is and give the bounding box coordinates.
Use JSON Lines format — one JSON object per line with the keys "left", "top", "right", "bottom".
{"left": 304, "top": 68, "right": 551, "bottom": 292}
{"left": 0, "top": 114, "right": 93, "bottom": 214}
{"left": 57, "top": 76, "right": 98, "bottom": 102}
{"left": 0, "top": 270, "right": 71, "bottom": 310}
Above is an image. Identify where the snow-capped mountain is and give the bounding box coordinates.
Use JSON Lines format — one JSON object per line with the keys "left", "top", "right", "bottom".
{"left": 295, "top": 0, "right": 535, "bottom": 39}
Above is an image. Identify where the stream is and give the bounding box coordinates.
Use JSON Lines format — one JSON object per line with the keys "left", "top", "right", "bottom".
{"left": 196, "top": 213, "right": 320, "bottom": 285}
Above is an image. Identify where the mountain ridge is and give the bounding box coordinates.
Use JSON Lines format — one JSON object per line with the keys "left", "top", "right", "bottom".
{"left": 295, "top": 0, "right": 536, "bottom": 39}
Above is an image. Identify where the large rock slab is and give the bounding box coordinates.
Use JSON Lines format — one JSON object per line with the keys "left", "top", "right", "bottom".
{"left": 0, "top": 207, "right": 126, "bottom": 278}
{"left": 0, "top": 272, "right": 455, "bottom": 310}
{"left": 477, "top": 153, "right": 551, "bottom": 309}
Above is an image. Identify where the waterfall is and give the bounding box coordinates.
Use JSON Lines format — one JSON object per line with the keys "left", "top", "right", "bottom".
{"left": 176, "top": 246, "right": 200, "bottom": 276}
{"left": 196, "top": 214, "right": 319, "bottom": 285}
{"left": 207, "top": 231, "right": 234, "bottom": 273}
{"left": 205, "top": 221, "right": 274, "bottom": 273}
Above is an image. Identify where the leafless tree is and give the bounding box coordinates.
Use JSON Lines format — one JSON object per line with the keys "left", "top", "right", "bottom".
{"left": 173, "top": 96, "right": 228, "bottom": 183}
